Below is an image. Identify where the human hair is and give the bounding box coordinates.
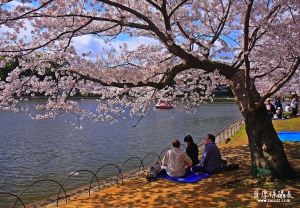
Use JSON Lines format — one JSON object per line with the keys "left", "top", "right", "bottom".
{"left": 172, "top": 139, "right": 180, "bottom": 147}
{"left": 184, "top": 135, "right": 193, "bottom": 143}
{"left": 207, "top": 134, "right": 215, "bottom": 142}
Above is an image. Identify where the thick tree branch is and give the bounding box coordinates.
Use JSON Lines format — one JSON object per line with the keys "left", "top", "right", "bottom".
{"left": 243, "top": 0, "right": 254, "bottom": 108}
{"left": 210, "top": 0, "right": 233, "bottom": 44}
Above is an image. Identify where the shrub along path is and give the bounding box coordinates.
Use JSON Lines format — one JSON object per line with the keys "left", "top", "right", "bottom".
{"left": 41, "top": 118, "right": 300, "bottom": 208}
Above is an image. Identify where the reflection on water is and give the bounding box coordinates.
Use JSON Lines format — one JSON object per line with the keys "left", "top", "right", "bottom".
{"left": 0, "top": 99, "right": 243, "bottom": 206}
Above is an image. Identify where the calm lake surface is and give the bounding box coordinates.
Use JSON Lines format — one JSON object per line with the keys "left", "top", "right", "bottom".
{"left": 0, "top": 99, "right": 243, "bottom": 207}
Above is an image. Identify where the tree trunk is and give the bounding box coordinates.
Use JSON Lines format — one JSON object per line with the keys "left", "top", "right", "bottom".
{"left": 230, "top": 70, "right": 293, "bottom": 178}
{"left": 242, "top": 107, "right": 293, "bottom": 178}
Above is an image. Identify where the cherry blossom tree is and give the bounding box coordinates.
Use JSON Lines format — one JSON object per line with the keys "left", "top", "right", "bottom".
{"left": 0, "top": 0, "right": 299, "bottom": 178}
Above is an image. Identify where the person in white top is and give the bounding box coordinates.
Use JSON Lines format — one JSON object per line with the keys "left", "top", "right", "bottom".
{"left": 274, "top": 107, "right": 283, "bottom": 119}
{"left": 162, "top": 139, "right": 192, "bottom": 177}
{"left": 285, "top": 104, "right": 291, "bottom": 112}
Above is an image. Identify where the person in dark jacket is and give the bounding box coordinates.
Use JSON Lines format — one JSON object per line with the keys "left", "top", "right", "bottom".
{"left": 273, "top": 96, "right": 283, "bottom": 118}
{"left": 273, "top": 96, "right": 283, "bottom": 110}
{"left": 184, "top": 135, "right": 199, "bottom": 165}
{"left": 192, "top": 134, "right": 221, "bottom": 174}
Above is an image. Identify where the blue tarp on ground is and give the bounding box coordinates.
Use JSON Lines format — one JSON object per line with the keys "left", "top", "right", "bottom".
{"left": 278, "top": 132, "right": 300, "bottom": 142}
{"left": 158, "top": 169, "right": 212, "bottom": 183}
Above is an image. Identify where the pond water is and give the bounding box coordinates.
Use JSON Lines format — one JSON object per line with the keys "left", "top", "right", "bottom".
{"left": 0, "top": 99, "right": 243, "bottom": 207}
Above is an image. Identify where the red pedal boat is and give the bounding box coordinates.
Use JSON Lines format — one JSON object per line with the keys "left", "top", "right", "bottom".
{"left": 156, "top": 100, "right": 174, "bottom": 109}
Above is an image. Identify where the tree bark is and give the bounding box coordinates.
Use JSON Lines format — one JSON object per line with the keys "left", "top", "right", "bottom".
{"left": 243, "top": 107, "right": 293, "bottom": 178}
{"left": 229, "top": 70, "right": 293, "bottom": 178}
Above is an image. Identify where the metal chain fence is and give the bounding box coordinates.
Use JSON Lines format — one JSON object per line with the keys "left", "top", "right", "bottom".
{"left": 197, "top": 119, "right": 245, "bottom": 151}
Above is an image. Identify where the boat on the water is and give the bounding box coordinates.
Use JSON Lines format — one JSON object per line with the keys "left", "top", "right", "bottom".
{"left": 156, "top": 100, "right": 174, "bottom": 109}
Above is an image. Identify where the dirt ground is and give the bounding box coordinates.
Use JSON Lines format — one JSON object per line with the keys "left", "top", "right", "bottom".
{"left": 37, "top": 118, "right": 300, "bottom": 208}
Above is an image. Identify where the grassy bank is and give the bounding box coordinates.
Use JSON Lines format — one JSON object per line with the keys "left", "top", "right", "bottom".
{"left": 42, "top": 118, "right": 300, "bottom": 208}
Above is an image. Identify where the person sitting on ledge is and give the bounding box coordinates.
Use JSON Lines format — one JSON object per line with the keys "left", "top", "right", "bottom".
{"left": 162, "top": 139, "right": 193, "bottom": 178}
{"left": 192, "top": 134, "right": 222, "bottom": 174}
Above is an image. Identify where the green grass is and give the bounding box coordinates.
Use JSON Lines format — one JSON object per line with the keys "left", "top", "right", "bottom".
{"left": 273, "top": 117, "right": 300, "bottom": 132}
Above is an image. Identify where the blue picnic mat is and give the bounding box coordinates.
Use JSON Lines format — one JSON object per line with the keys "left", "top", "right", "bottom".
{"left": 158, "top": 169, "right": 212, "bottom": 183}
{"left": 278, "top": 132, "right": 300, "bottom": 142}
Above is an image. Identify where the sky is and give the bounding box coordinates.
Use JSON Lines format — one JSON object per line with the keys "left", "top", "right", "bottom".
{"left": 0, "top": 0, "right": 162, "bottom": 58}
{"left": 72, "top": 34, "right": 161, "bottom": 57}
{"left": 0, "top": 0, "right": 237, "bottom": 61}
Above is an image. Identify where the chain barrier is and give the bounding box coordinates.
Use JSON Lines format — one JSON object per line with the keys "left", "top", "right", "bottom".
{"left": 197, "top": 119, "right": 245, "bottom": 151}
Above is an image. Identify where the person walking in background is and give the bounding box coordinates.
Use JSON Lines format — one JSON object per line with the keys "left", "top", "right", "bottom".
{"left": 192, "top": 134, "right": 222, "bottom": 174}
{"left": 290, "top": 94, "right": 299, "bottom": 118}
{"left": 162, "top": 139, "right": 192, "bottom": 178}
{"left": 184, "top": 135, "right": 199, "bottom": 165}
